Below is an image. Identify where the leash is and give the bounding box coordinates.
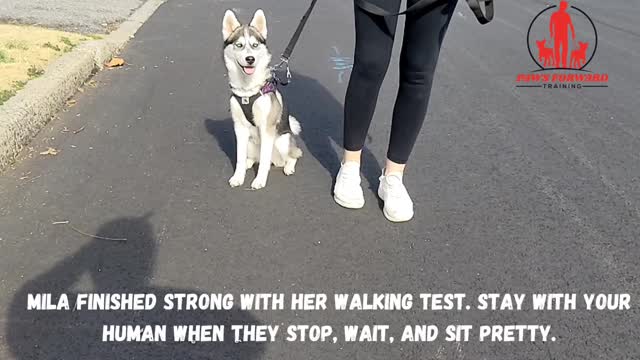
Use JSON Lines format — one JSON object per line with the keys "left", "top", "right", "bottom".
{"left": 355, "top": 0, "right": 494, "bottom": 24}
{"left": 271, "top": 0, "right": 319, "bottom": 85}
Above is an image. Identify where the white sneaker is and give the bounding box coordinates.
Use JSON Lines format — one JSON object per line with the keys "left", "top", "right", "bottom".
{"left": 333, "top": 162, "right": 365, "bottom": 209}
{"left": 377, "top": 171, "right": 414, "bottom": 222}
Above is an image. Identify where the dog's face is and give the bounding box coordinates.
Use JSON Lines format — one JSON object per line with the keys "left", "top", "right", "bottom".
{"left": 222, "top": 9, "right": 271, "bottom": 84}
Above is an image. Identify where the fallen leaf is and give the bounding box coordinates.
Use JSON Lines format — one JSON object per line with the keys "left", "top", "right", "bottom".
{"left": 72, "top": 126, "right": 85, "bottom": 134}
{"left": 66, "top": 99, "right": 77, "bottom": 107}
{"left": 40, "top": 147, "right": 59, "bottom": 156}
{"left": 105, "top": 57, "right": 125, "bottom": 68}
{"left": 61, "top": 127, "right": 70, "bottom": 133}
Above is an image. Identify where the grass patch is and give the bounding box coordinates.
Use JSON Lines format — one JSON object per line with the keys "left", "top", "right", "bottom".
{"left": 5, "top": 40, "right": 29, "bottom": 50}
{"left": 59, "top": 36, "right": 78, "bottom": 53}
{"left": 0, "top": 24, "right": 87, "bottom": 106}
{"left": 42, "top": 42, "right": 61, "bottom": 51}
{"left": 0, "top": 49, "right": 13, "bottom": 63}
{"left": 27, "top": 65, "right": 45, "bottom": 78}
{"left": 60, "top": 37, "right": 74, "bottom": 47}
{"left": 13, "top": 80, "right": 27, "bottom": 89}
{"left": 0, "top": 89, "right": 16, "bottom": 105}
{"left": 0, "top": 80, "right": 27, "bottom": 105}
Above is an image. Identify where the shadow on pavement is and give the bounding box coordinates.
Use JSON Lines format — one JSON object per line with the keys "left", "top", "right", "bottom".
{"left": 7, "top": 214, "right": 264, "bottom": 360}
{"left": 205, "top": 72, "right": 382, "bottom": 193}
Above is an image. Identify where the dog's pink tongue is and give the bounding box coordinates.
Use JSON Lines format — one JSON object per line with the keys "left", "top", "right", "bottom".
{"left": 244, "top": 66, "right": 255, "bottom": 75}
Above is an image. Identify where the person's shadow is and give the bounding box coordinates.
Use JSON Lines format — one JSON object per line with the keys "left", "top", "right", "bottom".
{"left": 7, "top": 214, "right": 265, "bottom": 360}
{"left": 204, "top": 72, "right": 382, "bottom": 194}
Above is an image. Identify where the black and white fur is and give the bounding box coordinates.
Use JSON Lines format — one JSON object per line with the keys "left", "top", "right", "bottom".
{"left": 222, "top": 9, "right": 303, "bottom": 190}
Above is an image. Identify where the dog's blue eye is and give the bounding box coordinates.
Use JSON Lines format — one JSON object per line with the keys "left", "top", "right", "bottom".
{"left": 251, "top": 43, "right": 259, "bottom": 48}
{"left": 235, "top": 43, "right": 243, "bottom": 48}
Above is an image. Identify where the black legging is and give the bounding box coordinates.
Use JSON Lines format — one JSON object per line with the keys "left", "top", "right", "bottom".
{"left": 343, "top": 0, "right": 458, "bottom": 164}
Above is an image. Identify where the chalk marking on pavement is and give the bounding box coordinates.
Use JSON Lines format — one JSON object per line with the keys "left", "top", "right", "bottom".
{"left": 330, "top": 46, "right": 353, "bottom": 84}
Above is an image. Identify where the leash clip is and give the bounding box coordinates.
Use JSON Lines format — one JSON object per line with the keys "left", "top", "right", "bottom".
{"left": 271, "top": 57, "right": 292, "bottom": 86}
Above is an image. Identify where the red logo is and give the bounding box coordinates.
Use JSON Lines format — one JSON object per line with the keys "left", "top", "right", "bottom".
{"left": 516, "top": 1, "right": 608, "bottom": 89}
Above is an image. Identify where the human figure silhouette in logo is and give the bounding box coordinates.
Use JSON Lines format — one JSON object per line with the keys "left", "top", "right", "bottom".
{"left": 549, "top": 0, "right": 576, "bottom": 68}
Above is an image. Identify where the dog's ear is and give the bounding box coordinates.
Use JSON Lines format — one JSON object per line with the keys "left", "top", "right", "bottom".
{"left": 250, "top": 9, "right": 267, "bottom": 39}
{"left": 222, "top": 9, "right": 241, "bottom": 41}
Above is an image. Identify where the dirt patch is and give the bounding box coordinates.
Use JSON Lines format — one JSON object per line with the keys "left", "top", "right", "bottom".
{"left": 0, "top": 24, "right": 95, "bottom": 105}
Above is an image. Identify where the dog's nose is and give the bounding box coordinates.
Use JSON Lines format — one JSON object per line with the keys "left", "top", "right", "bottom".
{"left": 245, "top": 56, "right": 255, "bottom": 65}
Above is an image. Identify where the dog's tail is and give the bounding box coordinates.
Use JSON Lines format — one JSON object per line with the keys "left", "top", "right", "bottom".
{"left": 289, "top": 116, "right": 302, "bottom": 135}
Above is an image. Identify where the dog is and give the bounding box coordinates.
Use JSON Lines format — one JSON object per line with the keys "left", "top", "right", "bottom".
{"left": 536, "top": 39, "right": 554, "bottom": 67}
{"left": 222, "top": 9, "right": 303, "bottom": 190}
{"left": 570, "top": 41, "right": 588, "bottom": 69}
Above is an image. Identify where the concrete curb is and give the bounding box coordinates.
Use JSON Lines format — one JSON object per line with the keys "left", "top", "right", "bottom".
{"left": 0, "top": 0, "right": 166, "bottom": 172}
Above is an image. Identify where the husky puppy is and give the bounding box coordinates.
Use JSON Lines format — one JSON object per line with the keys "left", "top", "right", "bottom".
{"left": 222, "top": 9, "right": 303, "bottom": 190}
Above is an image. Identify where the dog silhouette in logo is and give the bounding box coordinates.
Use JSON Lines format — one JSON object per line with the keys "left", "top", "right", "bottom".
{"left": 536, "top": 39, "right": 555, "bottom": 67}
{"left": 570, "top": 41, "right": 588, "bottom": 68}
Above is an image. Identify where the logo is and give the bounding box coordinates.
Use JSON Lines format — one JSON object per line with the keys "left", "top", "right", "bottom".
{"left": 516, "top": 1, "right": 609, "bottom": 89}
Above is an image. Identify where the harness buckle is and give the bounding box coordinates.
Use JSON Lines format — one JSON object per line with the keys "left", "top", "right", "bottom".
{"left": 241, "top": 97, "right": 250, "bottom": 105}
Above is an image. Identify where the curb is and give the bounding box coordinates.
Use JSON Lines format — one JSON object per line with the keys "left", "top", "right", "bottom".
{"left": 0, "top": 0, "right": 166, "bottom": 172}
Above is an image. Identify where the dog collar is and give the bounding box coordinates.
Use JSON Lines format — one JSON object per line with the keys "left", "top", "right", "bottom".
{"left": 229, "top": 78, "right": 278, "bottom": 104}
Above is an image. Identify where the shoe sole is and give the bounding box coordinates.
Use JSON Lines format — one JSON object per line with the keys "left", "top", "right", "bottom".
{"left": 382, "top": 207, "right": 414, "bottom": 222}
{"left": 333, "top": 194, "right": 365, "bottom": 209}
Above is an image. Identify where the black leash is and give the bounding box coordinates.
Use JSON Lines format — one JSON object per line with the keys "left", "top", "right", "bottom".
{"left": 271, "top": 0, "right": 319, "bottom": 85}
{"left": 355, "top": 0, "right": 494, "bottom": 24}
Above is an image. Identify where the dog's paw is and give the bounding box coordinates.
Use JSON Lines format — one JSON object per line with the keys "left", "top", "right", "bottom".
{"left": 229, "top": 174, "right": 245, "bottom": 187}
{"left": 250, "top": 177, "right": 267, "bottom": 190}
{"left": 283, "top": 163, "right": 296, "bottom": 176}
{"left": 284, "top": 159, "right": 297, "bottom": 176}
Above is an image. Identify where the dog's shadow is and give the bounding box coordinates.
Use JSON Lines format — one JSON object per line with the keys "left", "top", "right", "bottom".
{"left": 204, "top": 72, "right": 382, "bottom": 194}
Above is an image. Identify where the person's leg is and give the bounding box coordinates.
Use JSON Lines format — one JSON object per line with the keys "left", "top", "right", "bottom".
{"left": 335, "top": 0, "right": 401, "bottom": 209}
{"left": 378, "top": 0, "right": 458, "bottom": 221}
{"left": 386, "top": 0, "right": 458, "bottom": 168}
{"left": 342, "top": 0, "right": 401, "bottom": 164}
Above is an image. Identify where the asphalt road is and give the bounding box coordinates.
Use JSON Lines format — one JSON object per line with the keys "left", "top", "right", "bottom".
{"left": 0, "top": 0, "right": 639, "bottom": 359}
{"left": 0, "top": 0, "right": 144, "bottom": 33}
